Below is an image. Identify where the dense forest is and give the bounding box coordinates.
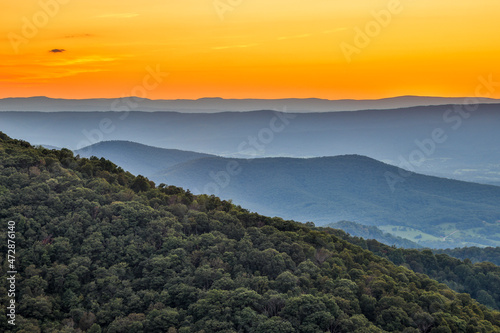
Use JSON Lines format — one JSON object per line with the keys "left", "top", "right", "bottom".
{"left": 1, "top": 132, "right": 500, "bottom": 332}
{"left": 327, "top": 228, "right": 500, "bottom": 310}
{"left": 433, "top": 247, "right": 500, "bottom": 266}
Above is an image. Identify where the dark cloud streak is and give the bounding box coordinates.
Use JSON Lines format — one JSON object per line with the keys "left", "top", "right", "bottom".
{"left": 49, "top": 49, "right": 66, "bottom": 53}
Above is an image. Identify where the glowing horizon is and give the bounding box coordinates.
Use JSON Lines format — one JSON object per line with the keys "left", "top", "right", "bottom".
{"left": 2, "top": 0, "right": 499, "bottom": 100}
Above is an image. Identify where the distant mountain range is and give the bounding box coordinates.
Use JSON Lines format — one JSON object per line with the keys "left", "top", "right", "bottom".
{"left": 75, "top": 141, "right": 500, "bottom": 249}
{"left": 74, "top": 141, "right": 213, "bottom": 176}
{"left": 1, "top": 95, "right": 500, "bottom": 112}
{"left": 3, "top": 104, "right": 499, "bottom": 185}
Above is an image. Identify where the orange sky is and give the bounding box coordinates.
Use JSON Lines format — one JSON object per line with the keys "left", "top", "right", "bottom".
{"left": 1, "top": 0, "right": 499, "bottom": 99}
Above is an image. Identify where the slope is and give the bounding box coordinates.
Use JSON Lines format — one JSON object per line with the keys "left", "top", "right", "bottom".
{"left": 1, "top": 132, "right": 500, "bottom": 332}
{"left": 153, "top": 154, "right": 500, "bottom": 249}
{"left": 327, "top": 227, "right": 500, "bottom": 311}
{"left": 74, "top": 141, "right": 500, "bottom": 249}
{"left": 75, "top": 140, "right": 214, "bottom": 176}
{"left": 433, "top": 247, "right": 500, "bottom": 266}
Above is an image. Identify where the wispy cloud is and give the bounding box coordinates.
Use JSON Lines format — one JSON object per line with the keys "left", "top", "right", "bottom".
{"left": 95, "top": 13, "right": 139, "bottom": 19}
{"left": 0, "top": 69, "right": 106, "bottom": 83}
{"left": 49, "top": 49, "right": 66, "bottom": 53}
{"left": 277, "top": 34, "right": 311, "bottom": 41}
{"left": 322, "top": 28, "right": 348, "bottom": 34}
{"left": 212, "top": 43, "right": 259, "bottom": 50}
{"left": 44, "top": 56, "right": 117, "bottom": 66}
{"left": 0, "top": 54, "right": 116, "bottom": 84}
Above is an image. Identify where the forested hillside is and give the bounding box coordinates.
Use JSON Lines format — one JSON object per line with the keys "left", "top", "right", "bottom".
{"left": 434, "top": 247, "right": 500, "bottom": 266}
{"left": 327, "top": 228, "right": 500, "bottom": 311}
{"left": 76, "top": 141, "right": 500, "bottom": 249}
{"left": 1, "top": 132, "right": 500, "bottom": 332}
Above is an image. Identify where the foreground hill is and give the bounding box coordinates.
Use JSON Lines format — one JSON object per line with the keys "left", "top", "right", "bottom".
{"left": 2, "top": 103, "right": 500, "bottom": 185}
{"left": 326, "top": 228, "right": 500, "bottom": 311}
{"left": 77, "top": 141, "right": 500, "bottom": 249}
{"left": 1, "top": 133, "right": 500, "bottom": 332}
{"left": 434, "top": 247, "right": 500, "bottom": 266}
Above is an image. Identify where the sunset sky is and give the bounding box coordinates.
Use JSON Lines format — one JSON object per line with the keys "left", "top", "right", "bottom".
{"left": 1, "top": 0, "right": 499, "bottom": 99}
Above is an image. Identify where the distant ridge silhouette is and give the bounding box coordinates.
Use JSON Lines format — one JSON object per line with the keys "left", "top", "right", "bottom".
{"left": 1, "top": 95, "right": 499, "bottom": 112}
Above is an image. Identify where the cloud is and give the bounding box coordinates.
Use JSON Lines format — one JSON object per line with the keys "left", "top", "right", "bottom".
{"left": 44, "top": 56, "right": 117, "bottom": 66}
{"left": 95, "top": 13, "right": 139, "bottom": 19}
{"left": 49, "top": 49, "right": 66, "bottom": 53}
{"left": 0, "top": 69, "right": 106, "bottom": 83}
{"left": 322, "top": 28, "right": 348, "bottom": 34}
{"left": 277, "top": 34, "right": 311, "bottom": 41}
{"left": 212, "top": 43, "right": 259, "bottom": 50}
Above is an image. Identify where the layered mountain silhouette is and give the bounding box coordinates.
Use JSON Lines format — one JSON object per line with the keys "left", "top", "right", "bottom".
{"left": 76, "top": 141, "right": 500, "bottom": 249}
{"left": 2, "top": 95, "right": 499, "bottom": 112}
{"left": 74, "top": 141, "right": 213, "bottom": 176}
{"left": 2, "top": 104, "right": 500, "bottom": 185}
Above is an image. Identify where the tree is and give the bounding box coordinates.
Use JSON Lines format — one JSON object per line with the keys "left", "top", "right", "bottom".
{"left": 130, "top": 175, "right": 151, "bottom": 192}
{"left": 255, "top": 317, "right": 295, "bottom": 333}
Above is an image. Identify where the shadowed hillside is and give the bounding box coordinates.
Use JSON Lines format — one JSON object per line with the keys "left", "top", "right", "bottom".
{"left": 75, "top": 141, "right": 500, "bottom": 249}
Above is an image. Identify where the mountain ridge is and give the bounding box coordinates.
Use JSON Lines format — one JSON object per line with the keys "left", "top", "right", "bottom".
{"left": 75, "top": 140, "right": 500, "bottom": 249}
{"left": 2, "top": 104, "right": 499, "bottom": 186}
{"left": 2, "top": 95, "right": 500, "bottom": 112}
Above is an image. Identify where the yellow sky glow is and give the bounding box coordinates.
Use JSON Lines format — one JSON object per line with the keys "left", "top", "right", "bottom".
{"left": 1, "top": 0, "right": 499, "bottom": 99}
